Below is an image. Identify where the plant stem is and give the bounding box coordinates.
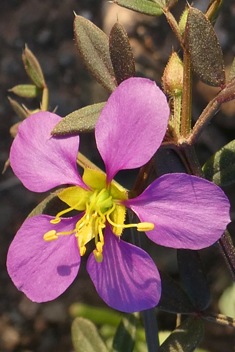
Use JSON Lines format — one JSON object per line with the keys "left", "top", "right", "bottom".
{"left": 163, "top": 9, "right": 184, "bottom": 48}
{"left": 41, "top": 86, "right": 49, "bottom": 111}
{"left": 218, "top": 231, "right": 235, "bottom": 282}
{"left": 187, "top": 96, "right": 221, "bottom": 145}
{"left": 201, "top": 311, "right": 235, "bottom": 328}
{"left": 181, "top": 50, "right": 192, "bottom": 137}
{"left": 173, "top": 95, "right": 182, "bottom": 141}
{"left": 142, "top": 309, "right": 159, "bottom": 352}
{"left": 180, "top": 144, "right": 202, "bottom": 176}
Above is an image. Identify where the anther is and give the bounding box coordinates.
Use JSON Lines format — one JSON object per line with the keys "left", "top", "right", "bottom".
{"left": 137, "top": 222, "right": 155, "bottom": 231}
{"left": 43, "top": 230, "right": 58, "bottom": 241}
{"left": 96, "top": 241, "right": 103, "bottom": 253}
{"left": 93, "top": 249, "right": 103, "bottom": 263}
{"left": 50, "top": 218, "right": 61, "bottom": 224}
{"left": 80, "top": 246, "right": 86, "bottom": 256}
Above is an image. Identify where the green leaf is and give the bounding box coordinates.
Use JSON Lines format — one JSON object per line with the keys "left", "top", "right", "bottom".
{"left": 177, "top": 250, "right": 210, "bottom": 311}
{"left": 157, "top": 272, "right": 195, "bottom": 314}
{"left": 159, "top": 316, "right": 204, "bottom": 352}
{"left": 22, "top": 45, "right": 46, "bottom": 88}
{"left": 202, "top": 139, "right": 235, "bottom": 186}
{"left": 9, "top": 84, "right": 41, "bottom": 98}
{"left": 51, "top": 102, "right": 105, "bottom": 135}
{"left": 71, "top": 317, "right": 108, "bottom": 352}
{"left": 179, "top": 8, "right": 189, "bottom": 37}
{"left": 70, "top": 303, "right": 121, "bottom": 326}
{"left": 74, "top": 15, "right": 117, "bottom": 92}
{"left": 185, "top": 7, "right": 225, "bottom": 87}
{"left": 113, "top": 0, "right": 163, "bottom": 16}
{"left": 109, "top": 22, "right": 135, "bottom": 85}
{"left": 27, "top": 189, "right": 66, "bottom": 219}
{"left": 8, "top": 97, "right": 29, "bottom": 120}
{"left": 112, "top": 313, "right": 138, "bottom": 352}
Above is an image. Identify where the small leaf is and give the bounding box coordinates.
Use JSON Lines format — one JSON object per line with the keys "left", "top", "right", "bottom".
{"left": 113, "top": 0, "right": 163, "bottom": 16}
{"left": 178, "top": 8, "right": 189, "bottom": 37}
{"left": 22, "top": 45, "right": 46, "bottom": 88}
{"left": 8, "top": 97, "right": 29, "bottom": 120}
{"left": 9, "top": 84, "right": 41, "bottom": 98}
{"left": 159, "top": 316, "right": 204, "bottom": 352}
{"left": 177, "top": 250, "right": 210, "bottom": 311}
{"left": 109, "top": 22, "right": 135, "bottom": 85}
{"left": 74, "top": 15, "right": 117, "bottom": 92}
{"left": 9, "top": 122, "right": 21, "bottom": 138}
{"left": 70, "top": 303, "right": 121, "bottom": 326}
{"left": 206, "top": 0, "right": 224, "bottom": 26}
{"left": 2, "top": 158, "right": 10, "bottom": 174}
{"left": 185, "top": 7, "right": 225, "bottom": 87}
{"left": 157, "top": 272, "right": 195, "bottom": 314}
{"left": 51, "top": 102, "right": 105, "bottom": 136}
{"left": 202, "top": 139, "right": 235, "bottom": 186}
{"left": 112, "top": 313, "right": 138, "bottom": 352}
{"left": 27, "top": 189, "right": 66, "bottom": 219}
{"left": 71, "top": 317, "right": 108, "bottom": 352}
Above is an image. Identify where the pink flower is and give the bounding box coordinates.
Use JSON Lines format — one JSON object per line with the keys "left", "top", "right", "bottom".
{"left": 7, "top": 78, "right": 230, "bottom": 312}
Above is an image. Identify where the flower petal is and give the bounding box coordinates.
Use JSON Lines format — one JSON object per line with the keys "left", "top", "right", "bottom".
{"left": 87, "top": 225, "right": 161, "bottom": 312}
{"left": 95, "top": 77, "right": 170, "bottom": 182}
{"left": 10, "top": 111, "right": 86, "bottom": 192}
{"left": 7, "top": 215, "right": 81, "bottom": 302}
{"left": 125, "top": 173, "right": 231, "bottom": 249}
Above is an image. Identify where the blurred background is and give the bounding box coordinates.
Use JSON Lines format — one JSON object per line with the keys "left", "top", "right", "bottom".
{"left": 0, "top": 0, "right": 235, "bottom": 351}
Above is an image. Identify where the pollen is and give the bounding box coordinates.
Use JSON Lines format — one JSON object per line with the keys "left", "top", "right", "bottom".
{"left": 137, "top": 222, "right": 155, "bottom": 232}
{"left": 43, "top": 230, "right": 58, "bottom": 241}
{"left": 93, "top": 249, "right": 103, "bottom": 263}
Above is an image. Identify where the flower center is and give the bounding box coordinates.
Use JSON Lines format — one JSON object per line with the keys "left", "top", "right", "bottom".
{"left": 43, "top": 170, "right": 154, "bottom": 263}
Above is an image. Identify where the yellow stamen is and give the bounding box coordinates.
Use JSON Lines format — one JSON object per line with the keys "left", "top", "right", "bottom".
{"left": 50, "top": 218, "right": 61, "bottom": 224}
{"left": 50, "top": 198, "right": 84, "bottom": 224}
{"left": 43, "top": 183, "right": 154, "bottom": 264}
{"left": 43, "top": 230, "right": 58, "bottom": 242}
{"left": 80, "top": 245, "right": 86, "bottom": 256}
{"left": 107, "top": 211, "right": 154, "bottom": 233}
{"left": 93, "top": 249, "right": 103, "bottom": 263}
{"left": 137, "top": 222, "right": 155, "bottom": 231}
{"left": 96, "top": 241, "right": 103, "bottom": 253}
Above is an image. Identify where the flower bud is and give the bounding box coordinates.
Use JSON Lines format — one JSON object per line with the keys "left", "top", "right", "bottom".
{"left": 162, "top": 52, "right": 183, "bottom": 97}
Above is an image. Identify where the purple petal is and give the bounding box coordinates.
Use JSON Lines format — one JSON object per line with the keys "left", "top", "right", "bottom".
{"left": 7, "top": 215, "right": 81, "bottom": 302}
{"left": 87, "top": 225, "right": 161, "bottom": 312}
{"left": 95, "top": 77, "right": 170, "bottom": 183}
{"left": 125, "top": 173, "right": 231, "bottom": 249}
{"left": 10, "top": 112, "right": 86, "bottom": 192}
